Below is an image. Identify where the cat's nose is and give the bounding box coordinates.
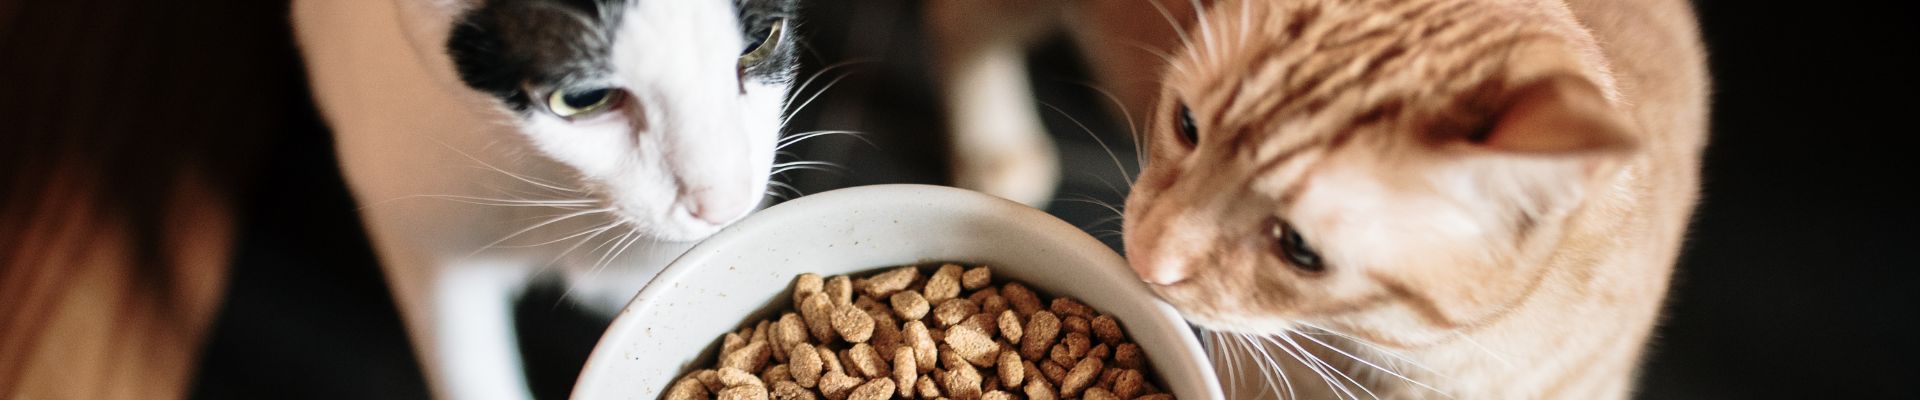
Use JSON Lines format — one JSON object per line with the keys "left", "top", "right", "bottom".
{"left": 1134, "top": 259, "right": 1192, "bottom": 285}
{"left": 684, "top": 188, "right": 750, "bottom": 225}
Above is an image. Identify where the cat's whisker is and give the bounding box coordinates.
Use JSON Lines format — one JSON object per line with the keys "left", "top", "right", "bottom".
{"left": 432, "top": 139, "right": 584, "bottom": 194}
{"left": 783, "top": 58, "right": 875, "bottom": 106}
{"left": 375, "top": 194, "right": 600, "bottom": 210}
{"left": 1055, "top": 196, "right": 1126, "bottom": 219}
{"left": 541, "top": 220, "right": 624, "bottom": 267}
{"left": 1280, "top": 332, "right": 1380, "bottom": 400}
{"left": 491, "top": 218, "right": 625, "bottom": 250}
{"left": 766, "top": 180, "right": 802, "bottom": 200}
{"left": 1454, "top": 332, "right": 1517, "bottom": 368}
{"left": 1068, "top": 82, "right": 1149, "bottom": 173}
{"left": 777, "top": 130, "right": 873, "bottom": 150}
{"left": 465, "top": 208, "right": 615, "bottom": 258}
{"left": 1292, "top": 327, "right": 1453, "bottom": 398}
{"left": 1234, "top": 332, "right": 1288, "bottom": 400}
{"left": 782, "top": 69, "right": 862, "bottom": 126}
{"left": 1294, "top": 322, "right": 1443, "bottom": 376}
{"left": 1264, "top": 334, "right": 1355, "bottom": 400}
{"left": 1143, "top": 0, "right": 1196, "bottom": 60}
{"left": 1041, "top": 102, "right": 1135, "bottom": 185}
{"left": 1187, "top": 0, "right": 1218, "bottom": 65}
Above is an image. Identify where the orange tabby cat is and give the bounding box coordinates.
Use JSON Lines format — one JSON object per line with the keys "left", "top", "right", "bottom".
{"left": 1121, "top": 0, "right": 1707, "bottom": 398}
{"left": 934, "top": 0, "right": 1707, "bottom": 397}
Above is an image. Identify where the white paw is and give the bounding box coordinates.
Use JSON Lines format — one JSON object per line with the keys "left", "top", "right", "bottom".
{"left": 952, "top": 133, "right": 1060, "bottom": 208}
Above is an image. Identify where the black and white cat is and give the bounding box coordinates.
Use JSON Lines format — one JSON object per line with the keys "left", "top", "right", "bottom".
{"left": 294, "top": 0, "right": 797, "bottom": 397}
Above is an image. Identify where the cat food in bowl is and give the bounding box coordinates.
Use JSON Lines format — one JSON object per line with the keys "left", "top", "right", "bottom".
{"left": 662, "top": 265, "right": 1175, "bottom": 400}
{"left": 570, "top": 184, "right": 1221, "bottom": 399}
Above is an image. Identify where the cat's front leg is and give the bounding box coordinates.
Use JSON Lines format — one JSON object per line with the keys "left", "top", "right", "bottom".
{"left": 383, "top": 250, "right": 536, "bottom": 400}
{"left": 926, "top": 0, "right": 1064, "bottom": 207}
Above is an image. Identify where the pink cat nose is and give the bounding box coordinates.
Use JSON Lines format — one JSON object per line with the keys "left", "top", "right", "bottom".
{"left": 684, "top": 188, "right": 750, "bottom": 225}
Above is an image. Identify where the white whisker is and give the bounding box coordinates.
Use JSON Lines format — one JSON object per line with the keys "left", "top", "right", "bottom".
{"left": 1280, "top": 333, "right": 1378, "bottom": 400}
{"left": 465, "top": 208, "right": 614, "bottom": 258}
{"left": 1265, "top": 334, "right": 1353, "bottom": 400}
{"left": 1040, "top": 102, "right": 1135, "bottom": 185}
{"left": 432, "top": 139, "right": 583, "bottom": 194}
{"left": 1294, "top": 327, "right": 1452, "bottom": 397}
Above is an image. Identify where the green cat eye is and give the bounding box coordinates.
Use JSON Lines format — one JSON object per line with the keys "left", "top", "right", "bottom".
{"left": 547, "top": 87, "right": 624, "bottom": 119}
{"left": 738, "top": 19, "right": 785, "bottom": 67}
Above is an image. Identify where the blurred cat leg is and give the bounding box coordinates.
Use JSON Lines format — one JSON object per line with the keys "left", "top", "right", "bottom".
{"left": 926, "top": 0, "right": 1064, "bottom": 207}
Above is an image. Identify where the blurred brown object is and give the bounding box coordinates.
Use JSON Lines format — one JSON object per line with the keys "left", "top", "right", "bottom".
{"left": 0, "top": 0, "right": 293, "bottom": 397}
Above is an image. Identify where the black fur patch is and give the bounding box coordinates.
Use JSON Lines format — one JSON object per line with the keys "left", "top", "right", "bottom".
{"left": 447, "top": 0, "right": 800, "bottom": 111}
{"left": 448, "top": 0, "right": 627, "bottom": 111}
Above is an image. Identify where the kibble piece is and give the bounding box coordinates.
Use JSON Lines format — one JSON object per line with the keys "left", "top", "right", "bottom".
{"left": 666, "top": 377, "right": 710, "bottom": 400}
{"left": 1087, "top": 343, "right": 1110, "bottom": 361}
{"left": 916, "top": 374, "right": 941, "bottom": 398}
{"left": 1049, "top": 343, "right": 1075, "bottom": 366}
{"left": 933, "top": 298, "right": 979, "bottom": 328}
{"left": 754, "top": 320, "right": 773, "bottom": 344}
{"left": 719, "top": 367, "right": 764, "bottom": 388}
{"left": 962, "top": 313, "right": 999, "bottom": 338}
{"left": 1021, "top": 311, "right": 1061, "bottom": 359}
{"left": 904, "top": 321, "right": 938, "bottom": 373}
{"left": 1059, "top": 357, "right": 1103, "bottom": 397}
{"left": 893, "top": 347, "right": 919, "bottom": 398}
{"left": 943, "top": 324, "right": 1001, "bottom": 367}
{"left": 938, "top": 343, "right": 971, "bottom": 370}
{"left": 996, "top": 351, "right": 1024, "bottom": 387}
{"left": 826, "top": 276, "right": 854, "bottom": 305}
{"left": 763, "top": 365, "right": 792, "bottom": 384}
{"left": 961, "top": 266, "right": 993, "bottom": 290}
{"left": 941, "top": 364, "right": 984, "bottom": 400}
{"left": 870, "top": 316, "right": 904, "bottom": 358}
{"left": 1135, "top": 394, "right": 1173, "bottom": 400}
{"left": 1063, "top": 316, "right": 1092, "bottom": 336}
{"left": 891, "top": 291, "right": 931, "bottom": 320}
{"left": 1023, "top": 380, "right": 1057, "bottom": 400}
{"left": 1112, "top": 343, "right": 1143, "bottom": 369}
{"left": 832, "top": 303, "right": 876, "bottom": 342}
{"left": 770, "top": 381, "right": 817, "bottom": 400}
{"left": 723, "top": 333, "right": 749, "bottom": 359}
{"left": 981, "top": 390, "right": 1016, "bottom": 400}
{"left": 978, "top": 294, "right": 1009, "bottom": 317}
{"left": 794, "top": 273, "right": 824, "bottom": 304}
{"left": 1111, "top": 369, "right": 1146, "bottom": 399}
{"left": 818, "top": 372, "right": 862, "bottom": 400}
{"left": 693, "top": 369, "right": 724, "bottom": 392}
{"left": 1002, "top": 282, "right": 1043, "bottom": 316}
{"left": 1063, "top": 332, "right": 1091, "bottom": 360}
{"left": 1039, "top": 361, "right": 1067, "bottom": 386}
{"left": 864, "top": 266, "right": 918, "bottom": 298}
{"left": 820, "top": 347, "right": 845, "bottom": 374}
{"left": 718, "top": 385, "right": 771, "bottom": 400}
{"left": 800, "top": 293, "right": 839, "bottom": 342}
{"left": 723, "top": 341, "right": 772, "bottom": 373}
{"left": 924, "top": 264, "right": 964, "bottom": 301}
{"left": 774, "top": 313, "right": 808, "bottom": 360}
{"left": 995, "top": 311, "right": 1024, "bottom": 343}
{"left": 1050, "top": 298, "right": 1094, "bottom": 319}
{"left": 1082, "top": 387, "right": 1120, "bottom": 400}
{"left": 790, "top": 343, "right": 823, "bottom": 388}
{"left": 847, "top": 343, "right": 891, "bottom": 378}
{"left": 1091, "top": 315, "right": 1125, "bottom": 344}
{"left": 1096, "top": 368, "right": 1123, "bottom": 389}
{"left": 1020, "top": 361, "right": 1043, "bottom": 385}
{"left": 848, "top": 378, "right": 896, "bottom": 400}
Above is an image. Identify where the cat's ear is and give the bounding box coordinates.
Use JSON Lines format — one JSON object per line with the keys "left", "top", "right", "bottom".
{"left": 1468, "top": 75, "right": 1638, "bottom": 156}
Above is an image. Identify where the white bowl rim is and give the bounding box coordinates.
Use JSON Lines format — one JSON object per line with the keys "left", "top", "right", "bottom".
{"left": 572, "top": 184, "right": 1222, "bottom": 399}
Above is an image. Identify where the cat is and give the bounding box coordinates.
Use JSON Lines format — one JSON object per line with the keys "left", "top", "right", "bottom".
{"left": 936, "top": 0, "right": 1708, "bottom": 398}
{"left": 292, "top": 0, "right": 798, "bottom": 398}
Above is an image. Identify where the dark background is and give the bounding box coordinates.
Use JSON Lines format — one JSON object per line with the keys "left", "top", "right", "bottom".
{"left": 3, "top": 0, "right": 1912, "bottom": 398}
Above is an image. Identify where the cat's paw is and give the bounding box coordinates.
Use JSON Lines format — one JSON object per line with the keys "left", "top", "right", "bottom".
{"left": 951, "top": 134, "right": 1060, "bottom": 208}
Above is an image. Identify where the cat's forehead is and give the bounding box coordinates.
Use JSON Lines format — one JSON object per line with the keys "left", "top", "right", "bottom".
{"left": 1170, "top": 0, "right": 1561, "bottom": 158}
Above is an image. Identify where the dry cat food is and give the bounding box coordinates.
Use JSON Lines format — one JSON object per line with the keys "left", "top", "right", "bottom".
{"left": 664, "top": 264, "right": 1174, "bottom": 400}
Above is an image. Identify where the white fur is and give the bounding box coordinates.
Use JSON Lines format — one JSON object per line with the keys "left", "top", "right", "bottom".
{"left": 293, "top": 0, "right": 786, "bottom": 398}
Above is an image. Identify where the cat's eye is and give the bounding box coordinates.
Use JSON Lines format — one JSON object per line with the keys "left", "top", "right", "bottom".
{"left": 1176, "top": 104, "right": 1200, "bottom": 147}
{"left": 739, "top": 19, "right": 785, "bottom": 67}
{"left": 1270, "top": 218, "right": 1325, "bottom": 273}
{"left": 546, "top": 87, "right": 624, "bottom": 119}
